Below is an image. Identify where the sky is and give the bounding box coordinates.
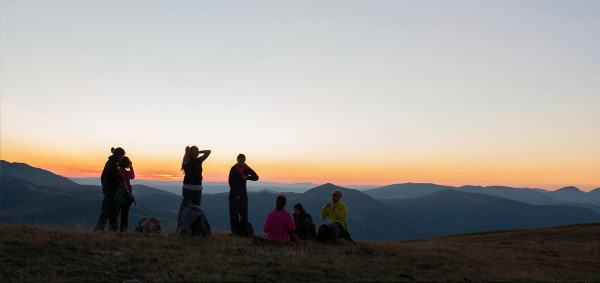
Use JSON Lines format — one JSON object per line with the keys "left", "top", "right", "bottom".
{"left": 1, "top": 1, "right": 599, "bottom": 191}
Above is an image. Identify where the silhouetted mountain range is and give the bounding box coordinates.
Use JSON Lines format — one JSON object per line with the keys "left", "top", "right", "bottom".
{"left": 1, "top": 160, "right": 599, "bottom": 240}
{"left": 381, "top": 189, "right": 599, "bottom": 237}
{"left": 363, "top": 182, "right": 600, "bottom": 206}
{"left": 1, "top": 160, "right": 75, "bottom": 185}
{"left": 70, "top": 177, "right": 321, "bottom": 194}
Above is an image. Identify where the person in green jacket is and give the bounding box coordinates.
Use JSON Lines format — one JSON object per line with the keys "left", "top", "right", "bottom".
{"left": 319, "top": 190, "right": 351, "bottom": 243}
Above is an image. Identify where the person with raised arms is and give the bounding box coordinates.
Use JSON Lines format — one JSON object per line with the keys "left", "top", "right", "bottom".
{"left": 181, "top": 146, "right": 211, "bottom": 206}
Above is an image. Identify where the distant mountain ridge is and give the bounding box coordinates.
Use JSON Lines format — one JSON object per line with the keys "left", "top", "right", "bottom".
{"left": 2, "top": 160, "right": 599, "bottom": 240}
{"left": 1, "top": 160, "right": 76, "bottom": 185}
{"left": 381, "top": 189, "right": 600, "bottom": 238}
{"left": 69, "top": 177, "right": 323, "bottom": 194}
{"left": 70, "top": 177, "right": 371, "bottom": 195}
{"left": 363, "top": 182, "right": 600, "bottom": 206}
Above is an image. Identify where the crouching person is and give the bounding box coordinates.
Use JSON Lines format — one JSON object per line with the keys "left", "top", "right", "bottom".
{"left": 318, "top": 190, "right": 353, "bottom": 244}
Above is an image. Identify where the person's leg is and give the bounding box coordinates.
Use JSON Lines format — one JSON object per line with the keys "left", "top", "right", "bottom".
{"left": 192, "top": 190, "right": 202, "bottom": 206}
{"left": 240, "top": 196, "right": 249, "bottom": 225}
{"left": 109, "top": 197, "right": 119, "bottom": 231}
{"left": 330, "top": 222, "right": 342, "bottom": 244}
{"left": 96, "top": 191, "right": 118, "bottom": 231}
{"left": 95, "top": 191, "right": 113, "bottom": 231}
{"left": 229, "top": 197, "right": 239, "bottom": 233}
{"left": 120, "top": 204, "right": 130, "bottom": 232}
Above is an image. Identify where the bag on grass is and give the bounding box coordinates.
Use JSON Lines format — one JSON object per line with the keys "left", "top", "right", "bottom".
{"left": 177, "top": 202, "right": 212, "bottom": 236}
{"left": 317, "top": 224, "right": 335, "bottom": 243}
{"left": 236, "top": 221, "right": 254, "bottom": 238}
{"left": 136, "top": 217, "right": 161, "bottom": 233}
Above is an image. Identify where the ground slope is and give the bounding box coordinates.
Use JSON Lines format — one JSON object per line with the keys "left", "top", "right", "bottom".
{"left": 1, "top": 223, "right": 599, "bottom": 282}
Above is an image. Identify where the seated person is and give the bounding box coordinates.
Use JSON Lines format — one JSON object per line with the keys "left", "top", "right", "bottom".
{"left": 319, "top": 190, "right": 352, "bottom": 244}
{"left": 262, "top": 195, "right": 295, "bottom": 243}
{"left": 293, "top": 203, "right": 316, "bottom": 240}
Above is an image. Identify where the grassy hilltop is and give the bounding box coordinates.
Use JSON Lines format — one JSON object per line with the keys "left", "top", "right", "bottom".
{"left": 2, "top": 223, "right": 600, "bottom": 282}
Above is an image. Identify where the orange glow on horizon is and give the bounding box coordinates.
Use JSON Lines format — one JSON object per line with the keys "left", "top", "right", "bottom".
{"left": 25, "top": 160, "right": 600, "bottom": 192}
{"left": 1, "top": 149, "right": 598, "bottom": 191}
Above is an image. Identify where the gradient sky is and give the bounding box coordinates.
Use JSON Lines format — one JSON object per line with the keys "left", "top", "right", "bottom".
{"left": 1, "top": 1, "right": 599, "bottom": 191}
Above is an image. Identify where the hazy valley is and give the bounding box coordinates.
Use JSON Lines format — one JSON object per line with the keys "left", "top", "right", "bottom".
{"left": 2, "top": 160, "right": 599, "bottom": 240}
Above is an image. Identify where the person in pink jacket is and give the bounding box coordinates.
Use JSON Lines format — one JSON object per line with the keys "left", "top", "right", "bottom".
{"left": 117, "top": 156, "right": 135, "bottom": 232}
{"left": 263, "top": 195, "right": 295, "bottom": 243}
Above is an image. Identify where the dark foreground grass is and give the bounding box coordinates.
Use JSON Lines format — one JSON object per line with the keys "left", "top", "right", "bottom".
{"left": 1, "top": 223, "right": 600, "bottom": 282}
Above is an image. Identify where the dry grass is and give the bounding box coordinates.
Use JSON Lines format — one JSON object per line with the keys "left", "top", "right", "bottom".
{"left": 1, "top": 223, "right": 599, "bottom": 282}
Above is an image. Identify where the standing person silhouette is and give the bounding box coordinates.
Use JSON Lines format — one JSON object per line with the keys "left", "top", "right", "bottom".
{"left": 228, "top": 153, "right": 259, "bottom": 236}
{"left": 95, "top": 147, "right": 125, "bottom": 231}
{"left": 181, "top": 146, "right": 211, "bottom": 206}
{"left": 117, "top": 156, "right": 135, "bottom": 232}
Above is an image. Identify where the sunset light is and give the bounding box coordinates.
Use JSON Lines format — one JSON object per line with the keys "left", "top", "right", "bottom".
{"left": 1, "top": 1, "right": 599, "bottom": 191}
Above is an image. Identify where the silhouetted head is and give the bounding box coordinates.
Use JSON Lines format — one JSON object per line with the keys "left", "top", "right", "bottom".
{"left": 111, "top": 147, "right": 125, "bottom": 160}
{"left": 190, "top": 146, "right": 199, "bottom": 157}
{"left": 276, "top": 195, "right": 287, "bottom": 211}
{"left": 293, "top": 203, "right": 306, "bottom": 214}
{"left": 181, "top": 145, "right": 199, "bottom": 171}
{"left": 118, "top": 156, "right": 131, "bottom": 169}
{"left": 237, "top": 154, "right": 246, "bottom": 165}
{"left": 331, "top": 190, "right": 342, "bottom": 204}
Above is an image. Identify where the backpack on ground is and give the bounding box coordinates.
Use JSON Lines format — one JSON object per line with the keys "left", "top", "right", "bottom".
{"left": 317, "top": 224, "right": 335, "bottom": 243}
{"left": 177, "top": 202, "right": 211, "bottom": 236}
{"left": 136, "top": 217, "right": 161, "bottom": 233}
{"left": 236, "top": 221, "right": 254, "bottom": 238}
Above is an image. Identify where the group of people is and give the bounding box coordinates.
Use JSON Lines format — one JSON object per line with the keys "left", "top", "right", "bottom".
{"left": 94, "top": 147, "right": 135, "bottom": 232}
{"left": 261, "top": 190, "right": 351, "bottom": 244}
{"left": 95, "top": 146, "right": 353, "bottom": 244}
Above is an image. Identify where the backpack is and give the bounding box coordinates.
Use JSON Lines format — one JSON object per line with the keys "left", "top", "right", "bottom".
{"left": 136, "top": 217, "right": 161, "bottom": 232}
{"left": 177, "top": 203, "right": 211, "bottom": 236}
{"left": 115, "top": 187, "right": 134, "bottom": 206}
{"left": 236, "top": 222, "right": 254, "bottom": 238}
{"left": 317, "top": 224, "right": 335, "bottom": 243}
{"left": 148, "top": 217, "right": 161, "bottom": 232}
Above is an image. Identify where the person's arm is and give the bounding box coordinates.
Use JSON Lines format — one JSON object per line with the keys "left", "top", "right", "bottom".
{"left": 321, "top": 204, "right": 330, "bottom": 220}
{"left": 228, "top": 166, "right": 237, "bottom": 187}
{"left": 198, "top": 150, "right": 211, "bottom": 162}
{"left": 129, "top": 165, "right": 135, "bottom": 180}
{"left": 228, "top": 167, "right": 242, "bottom": 199}
{"left": 119, "top": 167, "right": 135, "bottom": 180}
{"left": 101, "top": 166, "right": 107, "bottom": 187}
{"left": 245, "top": 167, "right": 259, "bottom": 181}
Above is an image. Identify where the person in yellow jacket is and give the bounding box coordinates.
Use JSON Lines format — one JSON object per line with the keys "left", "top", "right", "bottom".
{"left": 319, "top": 190, "right": 352, "bottom": 243}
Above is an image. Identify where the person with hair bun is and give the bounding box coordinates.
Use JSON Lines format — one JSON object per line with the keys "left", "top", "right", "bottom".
{"left": 95, "top": 147, "right": 125, "bottom": 231}
{"left": 177, "top": 146, "right": 212, "bottom": 236}
{"left": 262, "top": 195, "right": 295, "bottom": 243}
